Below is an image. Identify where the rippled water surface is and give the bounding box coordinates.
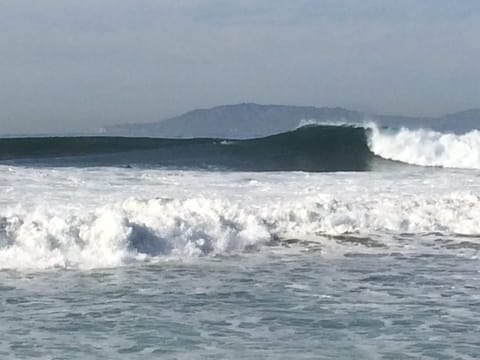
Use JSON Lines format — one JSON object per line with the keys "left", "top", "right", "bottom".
{"left": 1, "top": 246, "right": 479, "bottom": 359}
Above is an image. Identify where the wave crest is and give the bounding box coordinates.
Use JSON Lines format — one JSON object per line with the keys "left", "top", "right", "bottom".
{"left": 2, "top": 124, "right": 480, "bottom": 170}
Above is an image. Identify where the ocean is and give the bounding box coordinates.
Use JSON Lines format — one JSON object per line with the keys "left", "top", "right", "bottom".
{"left": 0, "top": 125, "right": 479, "bottom": 359}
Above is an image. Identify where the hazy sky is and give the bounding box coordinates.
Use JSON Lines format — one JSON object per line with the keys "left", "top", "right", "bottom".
{"left": 1, "top": 0, "right": 479, "bottom": 134}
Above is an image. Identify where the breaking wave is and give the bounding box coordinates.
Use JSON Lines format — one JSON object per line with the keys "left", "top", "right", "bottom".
{"left": 1, "top": 124, "right": 480, "bottom": 170}
{"left": 1, "top": 192, "right": 480, "bottom": 270}
{"left": 369, "top": 126, "right": 480, "bottom": 169}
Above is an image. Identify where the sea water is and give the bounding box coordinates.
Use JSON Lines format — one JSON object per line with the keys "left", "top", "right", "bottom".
{"left": 1, "top": 166, "right": 479, "bottom": 359}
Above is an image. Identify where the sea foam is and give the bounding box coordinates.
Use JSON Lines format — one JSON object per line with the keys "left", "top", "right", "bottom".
{"left": 1, "top": 161, "right": 480, "bottom": 270}
{"left": 1, "top": 182, "right": 480, "bottom": 270}
{"left": 369, "top": 126, "right": 480, "bottom": 169}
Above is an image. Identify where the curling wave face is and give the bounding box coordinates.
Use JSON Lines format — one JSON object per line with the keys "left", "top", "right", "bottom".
{"left": 0, "top": 126, "right": 373, "bottom": 171}
{"left": 1, "top": 167, "right": 479, "bottom": 270}
{"left": 2, "top": 124, "right": 480, "bottom": 170}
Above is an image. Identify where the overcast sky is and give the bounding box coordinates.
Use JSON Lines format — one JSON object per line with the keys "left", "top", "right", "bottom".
{"left": 1, "top": 0, "right": 479, "bottom": 134}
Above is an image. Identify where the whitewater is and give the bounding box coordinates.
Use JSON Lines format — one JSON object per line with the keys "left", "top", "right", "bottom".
{"left": 1, "top": 125, "right": 480, "bottom": 359}
{"left": 369, "top": 125, "right": 480, "bottom": 169}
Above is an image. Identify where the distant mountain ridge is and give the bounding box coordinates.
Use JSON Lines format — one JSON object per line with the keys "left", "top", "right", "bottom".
{"left": 104, "top": 103, "right": 480, "bottom": 138}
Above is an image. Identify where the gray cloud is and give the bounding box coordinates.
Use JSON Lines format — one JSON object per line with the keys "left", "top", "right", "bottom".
{"left": 0, "top": 0, "right": 479, "bottom": 134}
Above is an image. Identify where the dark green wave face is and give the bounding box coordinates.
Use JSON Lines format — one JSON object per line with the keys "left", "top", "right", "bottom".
{"left": 0, "top": 125, "right": 381, "bottom": 171}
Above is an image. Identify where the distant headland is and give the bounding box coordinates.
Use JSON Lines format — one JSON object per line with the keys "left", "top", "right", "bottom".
{"left": 104, "top": 103, "right": 480, "bottom": 138}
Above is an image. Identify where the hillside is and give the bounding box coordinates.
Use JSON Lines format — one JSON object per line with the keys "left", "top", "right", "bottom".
{"left": 104, "top": 103, "right": 480, "bottom": 138}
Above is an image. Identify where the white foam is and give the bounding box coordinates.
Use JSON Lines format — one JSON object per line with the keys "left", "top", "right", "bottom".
{"left": 369, "top": 126, "right": 480, "bottom": 169}
{"left": 295, "top": 121, "right": 480, "bottom": 170}
{"left": 1, "top": 167, "right": 480, "bottom": 270}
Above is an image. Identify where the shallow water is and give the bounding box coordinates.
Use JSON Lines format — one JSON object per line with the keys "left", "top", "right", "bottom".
{"left": 1, "top": 247, "right": 479, "bottom": 359}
